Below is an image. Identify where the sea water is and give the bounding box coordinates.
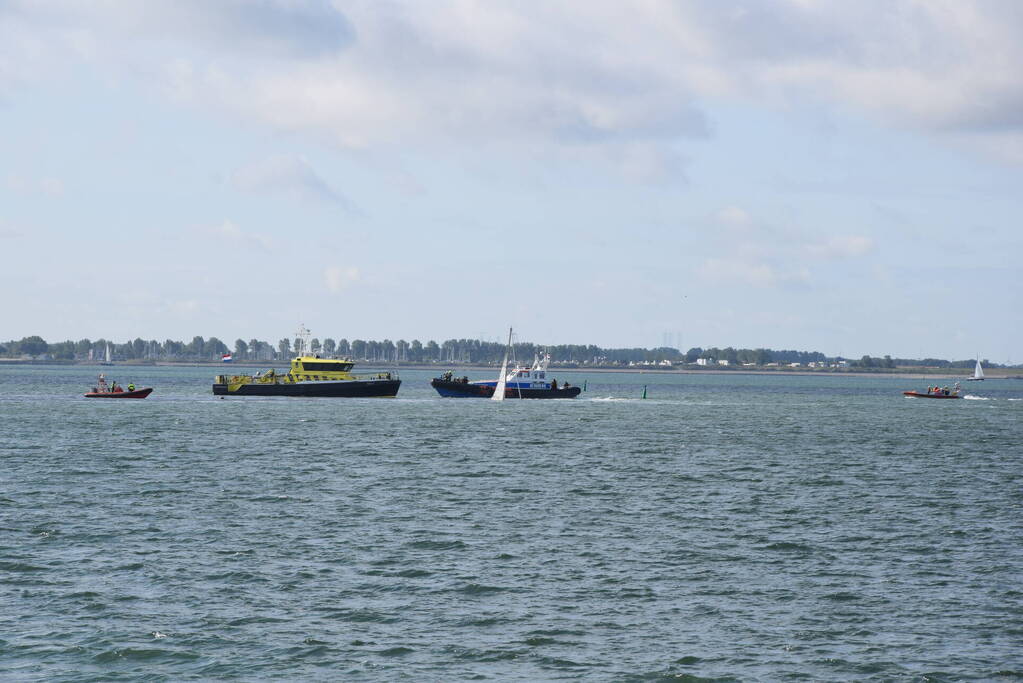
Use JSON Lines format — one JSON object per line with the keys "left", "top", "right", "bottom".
{"left": 1, "top": 364, "right": 1021, "bottom": 681}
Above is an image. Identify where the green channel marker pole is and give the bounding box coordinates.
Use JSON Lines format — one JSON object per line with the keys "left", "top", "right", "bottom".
{"left": 642, "top": 385, "right": 647, "bottom": 399}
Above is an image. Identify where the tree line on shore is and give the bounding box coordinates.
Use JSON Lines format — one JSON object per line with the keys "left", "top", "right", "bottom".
{"left": 0, "top": 335, "right": 1003, "bottom": 369}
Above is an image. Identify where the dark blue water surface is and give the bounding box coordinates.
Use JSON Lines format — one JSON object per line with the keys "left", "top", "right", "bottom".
{"left": 1, "top": 364, "right": 1021, "bottom": 681}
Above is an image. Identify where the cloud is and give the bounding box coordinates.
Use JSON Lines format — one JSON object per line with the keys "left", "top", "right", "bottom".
{"left": 804, "top": 235, "right": 874, "bottom": 260}
{"left": 3, "top": 1, "right": 1022, "bottom": 165}
{"left": 169, "top": 2, "right": 1023, "bottom": 160}
{"left": 7, "top": 0, "right": 353, "bottom": 59}
{"left": 699, "top": 206, "right": 874, "bottom": 287}
{"left": 169, "top": 299, "right": 199, "bottom": 315}
{"left": 207, "top": 219, "right": 274, "bottom": 251}
{"left": 231, "top": 155, "right": 354, "bottom": 209}
{"left": 698, "top": 257, "right": 810, "bottom": 289}
{"left": 324, "top": 266, "right": 359, "bottom": 293}
{"left": 4, "top": 174, "right": 64, "bottom": 196}
{"left": 0, "top": 221, "right": 25, "bottom": 239}
{"left": 715, "top": 206, "right": 752, "bottom": 227}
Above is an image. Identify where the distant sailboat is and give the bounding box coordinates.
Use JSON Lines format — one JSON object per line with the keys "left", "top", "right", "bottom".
{"left": 492, "top": 327, "right": 512, "bottom": 401}
{"left": 100, "top": 343, "right": 113, "bottom": 366}
{"left": 967, "top": 357, "right": 985, "bottom": 381}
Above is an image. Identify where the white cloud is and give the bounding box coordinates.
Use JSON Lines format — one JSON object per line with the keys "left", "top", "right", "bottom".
{"left": 231, "top": 155, "right": 354, "bottom": 209}
{"left": 4, "top": 174, "right": 64, "bottom": 196}
{"left": 2, "top": 0, "right": 1022, "bottom": 168}
{"left": 699, "top": 208, "right": 872, "bottom": 287}
{"left": 715, "top": 206, "right": 752, "bottom": 227}
{"left": 169, "top": 299, "right": 199, "bottom": 315}
{"left": 804, "top": 235, "right": 874, "bottom": 260}
{"left": 0, "top": 220, "right": 25, "bottom": 240}
{"left": 208, "top": 219, "right": 274, "bottom": 251}
{"left": 324, "top": 266, "right": 359, "bottom": 293}
{"left": 698, "top": 257, "right": 810, "bottom": 289}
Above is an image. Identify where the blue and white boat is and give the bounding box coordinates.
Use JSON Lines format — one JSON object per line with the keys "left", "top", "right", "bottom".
{"left": 431, "top": 330, "right": 580, "bottom": 399}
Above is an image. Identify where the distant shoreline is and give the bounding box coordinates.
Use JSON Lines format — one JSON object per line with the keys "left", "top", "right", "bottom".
{"left": 1, "top": 358, "right": 1017, "bottom": 380}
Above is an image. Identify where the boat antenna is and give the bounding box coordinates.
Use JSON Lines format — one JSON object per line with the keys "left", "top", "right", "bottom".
{"left": 295, "top": 323, "right": 311, "bottom": 357}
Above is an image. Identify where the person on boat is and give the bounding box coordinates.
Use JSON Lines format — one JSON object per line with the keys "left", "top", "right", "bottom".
{"left": 551, "top": 378, "right": 558, "bottom": 390}
{"left": 943, "top": 386, "right": 950, "bottom": 395}
{"left": 443, "top": 371, "right": 453, "bottom": 381}
{"left": 127, "top": 383, "right": 135, "bottom": 391}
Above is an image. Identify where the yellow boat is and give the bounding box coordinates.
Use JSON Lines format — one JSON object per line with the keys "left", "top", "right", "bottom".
{"left": 213, "top": 326, "right": 400, "bottom": 397}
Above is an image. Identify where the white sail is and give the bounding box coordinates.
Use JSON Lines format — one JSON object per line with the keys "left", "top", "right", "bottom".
{"left": 974, "top": 358, "right": 984, "bottom": 380}
{"left": 492, "top": 327, "right": 512, "bottom": 401}
{"left": 105, "top": 343, "right": 111, "bottom": 363}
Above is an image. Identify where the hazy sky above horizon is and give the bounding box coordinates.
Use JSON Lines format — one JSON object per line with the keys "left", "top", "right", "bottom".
{"left": 2, "top": 1, "right": 1020, "bottom": 361}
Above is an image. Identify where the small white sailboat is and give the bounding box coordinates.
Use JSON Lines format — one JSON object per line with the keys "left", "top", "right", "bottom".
{"left": 492, "top": 327, "right": 512, "bottom": 401}
{"left": 967, "top": 357, "right": 985, "bottom": 381}
{"left": 99, "top": 342, "right": 113, "bottom": 366}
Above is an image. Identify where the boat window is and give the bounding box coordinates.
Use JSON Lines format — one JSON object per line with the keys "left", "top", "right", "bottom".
{"left": 302, "top": 362, "right": 352, "bottom": 371}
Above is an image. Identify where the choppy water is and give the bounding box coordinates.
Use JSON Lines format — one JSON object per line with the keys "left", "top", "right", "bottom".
{"left": 2, "top": 364, "right": 1021, "bottom": 681}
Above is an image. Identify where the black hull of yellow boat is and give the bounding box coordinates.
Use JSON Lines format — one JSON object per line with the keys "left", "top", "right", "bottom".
{"left": 213, "top": 379, "right": 400, "bottom": 397}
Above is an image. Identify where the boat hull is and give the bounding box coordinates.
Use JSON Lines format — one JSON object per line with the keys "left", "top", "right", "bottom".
{"left": 903, "top": 391, "right": 960, "bottom": 399}
{"left": 431, "top": 378, "right": 581, "bottom": 399}
{"left": 84, "top": 388, "right": 153, "bottom": 399}
{"left": 213, "top": 379, "right": 400, "bottom": 397}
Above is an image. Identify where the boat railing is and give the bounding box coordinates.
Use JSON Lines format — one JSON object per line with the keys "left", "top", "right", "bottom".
{"left": 350, "top": 371, "right": 399, "bottom": 381}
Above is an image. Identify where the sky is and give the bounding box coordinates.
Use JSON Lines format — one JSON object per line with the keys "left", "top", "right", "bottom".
{"left": 1, "top": 0, "right": 1020, "bottom": 362}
